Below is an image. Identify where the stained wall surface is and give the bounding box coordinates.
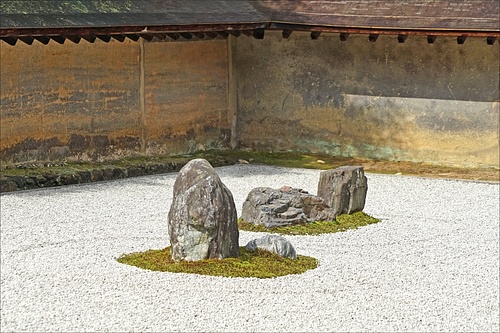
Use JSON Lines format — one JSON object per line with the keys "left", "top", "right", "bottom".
{"left": 1, "top": 32, "right": 499, "bottom": 168}
{"left": 235, "top": 32, "right": 500, "bottom": 167}
{"left": 0, "top": 38, "right": 230, "bottom": 163}
{"left": 144, "top": 40, "right": 230, "bottom": 156}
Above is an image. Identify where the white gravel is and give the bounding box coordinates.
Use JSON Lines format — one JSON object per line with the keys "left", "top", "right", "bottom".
{"left": 1, "top": 164, "right": 499, "bottom": 332}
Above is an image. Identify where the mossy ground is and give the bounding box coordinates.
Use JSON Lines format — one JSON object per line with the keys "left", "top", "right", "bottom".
{"left": 117, "top": 246, "right": 317, "bottom": 278}
{"left": 118, "top": 212, "right": 379, "bottom": 278}
{"left": 2, "top": 149, "right": 498, "bottom": 181}
{"left": 194, "top": 150, "right": 499, "bottom": 181}
{"left": 238, "top": 211, "right": 381, "bottom": 236}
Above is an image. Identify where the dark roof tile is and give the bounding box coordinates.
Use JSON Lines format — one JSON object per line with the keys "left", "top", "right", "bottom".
{"left": 1, "top": 0, "right": 498, "bottom": 35}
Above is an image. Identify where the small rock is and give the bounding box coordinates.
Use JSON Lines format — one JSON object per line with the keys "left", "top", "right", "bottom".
{"left": 316, "top": 159, "right": 326, "bottom": 164}
{"left": 238, "top": 159, "right": 250, "bottom": 164}
{"left": 246, "top": 235, "right": 297, "bottom": 259}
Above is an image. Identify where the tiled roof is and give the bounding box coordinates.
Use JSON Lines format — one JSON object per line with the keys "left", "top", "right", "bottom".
{"left": 263, "top": 0, "right": 500, "bottom": 31}
{"left": 1, "top": 0, "right": 498, "bottom": 45}
{"left": 0, "top": 0, "right": 267, "bottom": 28}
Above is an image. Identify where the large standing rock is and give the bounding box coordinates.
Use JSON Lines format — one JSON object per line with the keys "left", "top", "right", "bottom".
{"left": 241, "top": 186, "right": 337, "bottom": 228}
{"left": 167, "top": 159, "right": 239, "bottom": 261}
{"left": 317, "top": 166, "right": 367, "bottom": 216}
{"left": 246, "top": 235, "right": 297, "bottom": 259}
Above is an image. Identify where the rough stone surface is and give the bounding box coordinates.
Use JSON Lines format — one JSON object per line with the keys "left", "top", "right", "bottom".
{"left": 241, "top": 186, "right": 337, "bottom": 228}
{"left": 246, "top": 235, "right": 297, "bottom": 259}
{"left": 317, "top": 166, "right": 368, "bottom": 216}
{"left": 167, "top": 158, "right": 239, "bottom": 261}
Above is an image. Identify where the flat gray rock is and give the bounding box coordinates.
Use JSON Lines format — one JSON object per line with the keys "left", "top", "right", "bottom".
{"left": 241, "top": 186, "right": 337, "bottom": 228}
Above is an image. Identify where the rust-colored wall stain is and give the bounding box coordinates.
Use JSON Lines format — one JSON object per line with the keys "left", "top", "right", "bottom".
{"left": 144, "top": 40, "right": 230, "bottom": 155}
{"left": 0, "top": 38, "right": 230, "bottom": 163}
{"left": 1, "top": 39, "right": 141, "bottom": 162}
{"left": 1, "top": 32, "right": 499, "bottom": 168}
{"left": 235, "top": 32, "right": 500, "bottom": 168}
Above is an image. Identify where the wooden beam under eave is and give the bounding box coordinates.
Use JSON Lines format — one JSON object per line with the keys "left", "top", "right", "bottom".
{"left": 217, "top": 31, "right": 229, "bottom": 38}
{"left": 139, "top": 33, "right": 154, "bottom": 41}
{"left": 368, "top": 34, "right": 379, "bottom": 42}
{"left": 96, "top": 35, "right": 111, "bottom": 43}
{"left": 427, "top": 35, "right": 437, "bottom": 44}
{"left": 34, "top": 36, "right": 50, "bottom": 45}
{"left": 487, "top": 37, "right": 496, "bottom": 45}
{"left": 180, "top": 32, "right": 193, "bottom": 40}
{"left": 339, "top": 33, "right": 349, "bottom": 41}
{"left": 167, "top": 33, "right": 180, "bottom": 40}
{"left": 282, "top": 30, "right": 293, "bottom": 39}
{"left": 229, "top": 30, "right": 241, "bottom": 37}
{"left": 51, "top": 36, "right": 65, "bottom": 44}
{"left": 19, "top": 36, "right": 34, "bottom": 45}
{"left": 241, "top": 30, "right": 253, "bottom": 37}
{"left": 81, "top": 35, "right": 97, "bottom": 43}
{"left": 1, "top": 36, "right": 17, "bottom": 45}
{"left": 153, "top": 33, "right": 167, "bottom": 41}
{"left": 457, "top": 36, "right": 466, "bottom": 44}
{"left": 192, "top": 32, "right": 205, "bottom": 39}
{"left": 110, "top": 34, "right": 126, "bottom": 42}
{"left": 253, "top": 29, "right": 265, "bottom": 39}
{"left": 65, "top": 35, "right": 81, "bottom": 44}
{"left": 397, "top": 34, "right": 408, "bottom": 43}
{"left": 125, "top": 34, "right": 140, "bottom": 41}
{"left": 205, "top": 32, "right": 217, "bottom": 39}
{"left": 310, "top": 31, "right": 321, "bottom": 40}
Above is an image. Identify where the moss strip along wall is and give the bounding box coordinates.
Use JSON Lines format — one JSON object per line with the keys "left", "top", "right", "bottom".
{"left": 235, "top": 32, "right": 500, "bottom": 168}
{"left": 1, "top": 33, "right": 499, "bottom": 167}
{"left": 0, "top": 38, "right": 231, "bottom": 163}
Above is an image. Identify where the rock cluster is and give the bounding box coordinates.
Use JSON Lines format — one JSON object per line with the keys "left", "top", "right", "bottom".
{"left": 167, "top": 161, "right": 367, "bottom": 261}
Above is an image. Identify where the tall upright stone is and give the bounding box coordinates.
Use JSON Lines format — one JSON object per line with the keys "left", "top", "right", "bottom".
{"left": 317, "top": 166, "right": 368, "bottom": 216}
{"left": 167, "top": 159, "right": 239, "bottom": 261}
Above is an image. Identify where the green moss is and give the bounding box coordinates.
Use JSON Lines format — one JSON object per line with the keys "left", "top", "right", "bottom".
{"left": 3, "top": 149, "right": 496, "bottom": 181}
{"left": 238, "top": 212, "right": 381, "bottom": 236}
{"left": 192, "top": 149, "right": 357, "bottom": 170}
{"left": 117, "top": 246, "right": 317, "bottom": 278}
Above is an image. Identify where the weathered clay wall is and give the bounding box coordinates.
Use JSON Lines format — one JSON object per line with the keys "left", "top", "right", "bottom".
{"left": 0, "top": 38, "right": 230, "bottom": 164}
{"left": 2, "top": 32, "right": 498, "bottom": 168}
{"left": 235, "top": 32, "right": 500, "bottom": 167}
{"left": 144, "top": 40, "right": 230, "bottom": 155}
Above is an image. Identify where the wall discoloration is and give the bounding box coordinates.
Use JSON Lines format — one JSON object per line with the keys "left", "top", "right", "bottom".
{"left": 1, "top": 32, "right": 498, "bottom": 167}
{"left": 235, "top": 32, "right": 499, "bottom": 167}
{"left": 144, "top": 40, "right": 230, "bottom": 155}
{"left": 1, "top": 38, "right": 231, "bottom": 163}
{"left": 1, "top": 39, "right": 141, "bottom": 162}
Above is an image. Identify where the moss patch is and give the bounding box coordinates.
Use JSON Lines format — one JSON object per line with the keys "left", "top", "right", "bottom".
{"left": 238, "top": 212, "right": 381, "bottom": 236}
{"left": 193, "top": 149, "right": 499, "bottom": 182}
{"left": 117, "top": 246, "right": 317, "bottom": 278}
{"left": 2, "top": 149, "right": 498, "bottom": 182}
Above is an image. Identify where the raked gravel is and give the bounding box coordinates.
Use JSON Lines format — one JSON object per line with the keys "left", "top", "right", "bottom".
{"left": 1, "top": 164, "right": 499, "bottom": 332}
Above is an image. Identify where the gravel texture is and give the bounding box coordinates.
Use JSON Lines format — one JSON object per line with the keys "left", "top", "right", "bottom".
{"left": 1, "top": 164, "right": 499, "bottom": 332}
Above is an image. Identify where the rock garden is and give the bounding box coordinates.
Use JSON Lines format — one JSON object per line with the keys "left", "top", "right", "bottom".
{"left": 118, "top": 158, "right": 380, "bottom": 278}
